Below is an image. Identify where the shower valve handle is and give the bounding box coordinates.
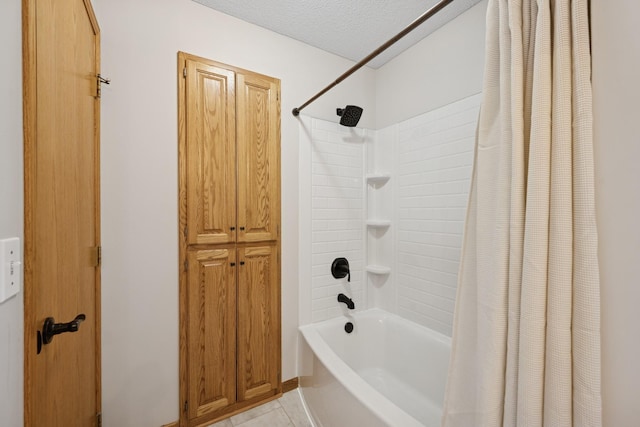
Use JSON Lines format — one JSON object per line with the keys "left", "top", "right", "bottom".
{"left": 331, "top": 257, "right": 350, "bottom": 282}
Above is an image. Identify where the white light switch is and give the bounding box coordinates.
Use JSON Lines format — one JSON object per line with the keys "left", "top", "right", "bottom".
{"left": 0, "top": 238, "right": 21, "bottom": 304}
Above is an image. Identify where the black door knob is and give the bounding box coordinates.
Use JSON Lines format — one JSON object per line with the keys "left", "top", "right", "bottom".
{"left": 42, "top": 314, "right": 86, "bottom": 345}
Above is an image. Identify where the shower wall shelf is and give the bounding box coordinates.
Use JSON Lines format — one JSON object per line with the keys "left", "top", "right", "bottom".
{"left": 366, "top": 173, "right": 391, "bottom": 185}
{"left": 366, "top": 219, "right": 391, "bottom": 228}
{"left": 365, "top": 166, "right": 392, "bottom": 281}
{"left": 366, "top": 265, "right": 391, "bottom": 275}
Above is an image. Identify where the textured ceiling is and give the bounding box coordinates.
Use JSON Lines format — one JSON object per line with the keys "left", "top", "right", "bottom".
{"left": 192, "top": 0, "right": 483, "bottom": 69}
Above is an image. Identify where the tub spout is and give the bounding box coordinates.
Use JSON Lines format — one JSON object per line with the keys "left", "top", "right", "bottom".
{"left": 337, "top": 293, "right": 355, "bottom": 310}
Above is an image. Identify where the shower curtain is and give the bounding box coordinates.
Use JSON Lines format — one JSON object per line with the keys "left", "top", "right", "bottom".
{"left": 442, "top": 0, "right": 601, "bottom": 426}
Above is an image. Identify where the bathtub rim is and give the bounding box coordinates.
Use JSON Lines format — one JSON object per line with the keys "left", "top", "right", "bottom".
{"left": 299, "top": 308, "right": 450, "bottom": 427}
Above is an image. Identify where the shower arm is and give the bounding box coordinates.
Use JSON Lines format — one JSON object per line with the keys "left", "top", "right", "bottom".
{"left": 291, "top": 0, "right": 454, "bottom": 117}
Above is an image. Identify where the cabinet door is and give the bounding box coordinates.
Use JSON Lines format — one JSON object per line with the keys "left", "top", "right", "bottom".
{"left": 186, "top": 59, "right": 237, "bottom": 245}
{"left": 236, "top": 244, "right": 281, "bottom": 401}
{"left": 236, "top": 72, "right": 280, "bottom": 243}
{"left": 187, "top": 248, "right": 237, "bottom": 420}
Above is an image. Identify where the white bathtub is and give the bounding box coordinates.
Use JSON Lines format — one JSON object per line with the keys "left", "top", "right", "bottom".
{"left": 299, "top": 309, "right": 451, "bottom": 427}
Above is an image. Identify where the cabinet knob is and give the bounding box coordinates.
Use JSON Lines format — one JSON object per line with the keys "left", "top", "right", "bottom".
{"left": 230, "top": 262, "right": 236, "bottom": 267}
{"left": 239, "top": 226, "right": 245, "bottom": 231}
{"left": 240, "top": 261, "right": 245, "bottom": 266}
{"left": 230, "top": 226, "right": 236, "bottom": 231}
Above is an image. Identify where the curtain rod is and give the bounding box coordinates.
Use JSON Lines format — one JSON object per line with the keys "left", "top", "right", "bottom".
{"left": 292, "top": 0, "right": 455, "bottom": 117}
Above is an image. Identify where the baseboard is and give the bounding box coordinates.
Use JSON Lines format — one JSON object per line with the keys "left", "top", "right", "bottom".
{"left": 282, "top": 377, "right": 299, "bottom": 393}
{"left": 161, "top": 422, "right": 178, "bottom": 427}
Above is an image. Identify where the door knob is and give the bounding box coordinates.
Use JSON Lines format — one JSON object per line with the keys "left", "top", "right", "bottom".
{"left": 41, "top": 314, "right": 86, "bottom": 345}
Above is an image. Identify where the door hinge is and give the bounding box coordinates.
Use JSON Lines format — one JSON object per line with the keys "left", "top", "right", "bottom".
{"left": 184, "top": 259, "right": 188, "bottom": 272}
{"left": 96, "top": 412, "right": 102, "bottom": 427}
{"left": 91, "top": 246, "right": 102, "bottom": 267}
{"left": 183, "top": 67, "right": 187, "bottom": 78}
{"left": 183, "top": 225, "right": 188, "bottom": 239}
{"left": 184, "top": 400, "right": 188, "bottom": 413}
{"left": 96, "top": 74, "right": 110, "bottom": 98}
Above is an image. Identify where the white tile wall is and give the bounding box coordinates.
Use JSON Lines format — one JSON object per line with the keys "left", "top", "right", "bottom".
{"left": 310, "top": 118, "right": 366, "bottom": 322}
{"left": 394, "top": 94, "right": 481, "bottom": 336}
{"left": 302, "top": 95, "right": 479, "bottom": 332}
{"left": 365, "top": 126, "right": 396, "bottom": 312}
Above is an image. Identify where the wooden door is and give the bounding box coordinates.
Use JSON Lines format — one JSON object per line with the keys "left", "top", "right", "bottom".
{"left": 22, "top": 0, "right": 101, "bottom": 425}
{"left": 185, "top": 59, "right": 237, "bottom": 245}
{"left": 187, "top": 247, "right": 236, "bottom": 424}
{"left": 186, "top": 248, "right": 237, "bottom": 421}
{"left": 236, "top": 244, "right": 280, "bottom": 402}
{"left": 236, "top": 72, "right": 281, "bottom": 243}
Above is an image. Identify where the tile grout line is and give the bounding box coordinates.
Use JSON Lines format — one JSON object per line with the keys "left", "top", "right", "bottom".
{"left": 277, "top": 392, "right": 294, "bottom": 427}
{"left": 280, "top": 391, "right": 306, "bottom": 427}
{"left": 282, "top": 406, "right": 296, "bottom": 427}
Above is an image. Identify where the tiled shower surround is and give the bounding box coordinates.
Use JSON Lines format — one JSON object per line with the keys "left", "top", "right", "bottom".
{"left": 309, "top": 119, "right": 368, "bottom": 322}
{"left": 305, "top": 94, "right": 481, "bottom": 335}
{"left": 395, "top": 94, "right": 481, "bottom": 335}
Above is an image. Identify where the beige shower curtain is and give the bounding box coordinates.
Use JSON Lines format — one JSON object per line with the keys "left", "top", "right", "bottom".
{"left": 442, "top": 0, "right": 601, "bottom": 426}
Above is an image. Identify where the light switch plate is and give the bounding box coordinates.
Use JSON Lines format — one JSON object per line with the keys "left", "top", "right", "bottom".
{"left": 0, "top": 237, "right": 21, "bottom": 304}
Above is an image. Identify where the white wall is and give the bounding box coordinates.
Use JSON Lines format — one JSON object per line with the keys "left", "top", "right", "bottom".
{"left": 95, "top": 0, "right": 375, "bottom": 425}
{"left": 375, "top": 0, "right": 488, "bottom": 129}
{"left": 592, "top": 2, "right": 640, "bottom": 425}
{"left": 0, "top": 1, "right": 24, "bottom": 426}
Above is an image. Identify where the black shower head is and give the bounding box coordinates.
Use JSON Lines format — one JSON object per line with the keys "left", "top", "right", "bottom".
{"left": 336, "top": 105, "right": 363, "bottom": 127}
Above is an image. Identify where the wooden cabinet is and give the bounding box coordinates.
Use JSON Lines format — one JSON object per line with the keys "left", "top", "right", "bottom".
{"left": 186, "top": 248, "right": 237, "bottom": 419}
{"left": 184, "top": 60, "right": 280, "bottom": 246}
{"left": 236, "top": 73, "right": 280, "bottom": 243}
{"left": 185, "top": 61, "right": 236, "bottom": 245}
{"left": 179, "top": 53, "right": 281, "bottom": 426}
{"left": 236, "top": 244, "right": 280, "bottom": 401}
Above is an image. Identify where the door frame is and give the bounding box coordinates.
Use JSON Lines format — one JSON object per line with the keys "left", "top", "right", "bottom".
{"left": 22, "top": 0, "right": 102, "bottom": 424}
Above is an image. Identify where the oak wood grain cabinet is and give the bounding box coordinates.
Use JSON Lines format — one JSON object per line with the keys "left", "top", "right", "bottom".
{"left": 178, "top": 52, "right": 281, "bottom": 427}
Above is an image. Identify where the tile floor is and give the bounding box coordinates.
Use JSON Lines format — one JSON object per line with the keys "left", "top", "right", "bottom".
{"left": 208, "top": 389, "right": 314, "bottom": 427}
